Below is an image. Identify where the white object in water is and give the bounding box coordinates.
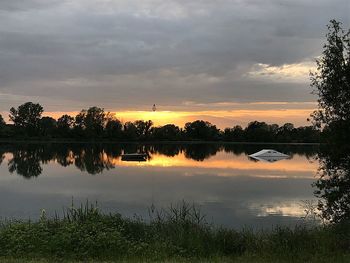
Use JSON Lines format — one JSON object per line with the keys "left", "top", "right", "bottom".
{"left": 249, "top": 149, "right": 289, "bottom": 163}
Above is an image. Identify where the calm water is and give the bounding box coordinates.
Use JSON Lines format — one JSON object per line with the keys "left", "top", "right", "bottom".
{"left": 0, "top": 143, "right": 320, "bottom": 229}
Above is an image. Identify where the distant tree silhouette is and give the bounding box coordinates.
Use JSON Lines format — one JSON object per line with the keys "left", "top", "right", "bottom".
{"left": 184, "top": 120, "right": 220, "bottom": 140}
{"left": 123, "top": 121, "right": 138, "bottom": 140}
{"left": 244, "top": 121, "right": 272, "bottom": 142}
{"left": 84, "top": 107, "right": 106, "bottom": 137}
{"left": 72, "top": 107, "right": 107, "bottom": 138}
{"left": 2, "top": 102, "right": 321, "bottom": 142}
{"left": 224, "top": 125, "right": 244, "bottom": 142}
{"left": 151, "top": 124, "right": 181, "bottom": 140}
{"left": 105, "top": 118, "right": 123, "bottom": 139}
{"left": 9, "top": 102, "right": 43, "bottom": 136}
{"left": 39, "top": 117, "right": 57, "bottom": 137}
{"left": 57, "top": 114, "right": 74, "bottom": 137}
{"left": 134, "top": 120, "right": 153, "bottom": 139}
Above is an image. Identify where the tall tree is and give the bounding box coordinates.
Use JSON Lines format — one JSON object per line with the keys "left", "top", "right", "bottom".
{"left": 84, "top": 107, "right": 106, "bottom": 137}
{"left": 310, "top": 20, "right": 350, "bottom": 133}
{"left": 105, "top": 118, "right": 123, "bottom": 139}
{"left": 151, "top": 124, "right": 180, "bottom": 140}
{"left": 134, "top": 120, "right": 153, "bottom": 139}
{"left": 184, "top": 120, "right": 220, "bottom": 140}
{"left": 9, "top": 102, "right": 44, "bottom": 136}
{"left": 57, "top": 114, "right": 74, "bottom": 137}
{"left": 39, "top": 117, "right": 57, "bottom": 137}
{"left": 73, "top": 107, "right": 107, "bottom": 138}
{"left": 123, "top": 122, "right": 137, "bottom": 140}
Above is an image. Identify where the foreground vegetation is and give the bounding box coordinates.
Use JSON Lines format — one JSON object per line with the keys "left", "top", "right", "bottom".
{"left": 0, "top": 203, "right": 349, "bottom": 262}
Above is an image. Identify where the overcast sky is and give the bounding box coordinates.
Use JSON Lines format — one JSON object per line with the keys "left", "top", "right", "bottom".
{"left": 0, "top": 0, "right": 349, "bottom": 126}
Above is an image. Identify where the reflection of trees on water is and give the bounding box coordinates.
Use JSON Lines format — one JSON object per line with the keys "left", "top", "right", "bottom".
{"left": 74, "top": 145, "right": 115, "bottom": 175}
{"left": 0, "top": 143, "right": 319, "bottom": 178}
{"left": 8, "top": 146, "right": 43, "bottom": 178}
{"left": 314, "top": 143, "right": 350, "bottom": 223}
{"left": 184, "top": 144, "right": 221, "bottom": 161}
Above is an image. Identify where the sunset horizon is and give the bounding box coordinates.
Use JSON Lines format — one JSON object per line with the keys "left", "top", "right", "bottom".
{"left": 0, "top": 1, "right": 349, "bottom": 261}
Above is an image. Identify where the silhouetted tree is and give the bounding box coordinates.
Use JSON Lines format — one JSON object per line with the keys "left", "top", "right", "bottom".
{"left": 184, "top": 120, "right": 220, "bottom": 140}
{"left": 39, "top": 117, "right": 57, "bottom": 137}
{"left": 276, "top": 123, "right": 295, "bottom": 142}
{"left": 123, "top": 122, "right": 137, "bottom": 140}
{"left": 310, "top": 20, "right": 350, "bottom": 136}
{"left": 224, "top": 125, "right": 244, "bottom": 142}
{"left": 57, "top": 114, "right": 74, "bottom": 137}
{"left": 73, "top": 110, "right": 86, "bottom": 138}
{"left": 244, "top": 121, "right": 272, "bottom": 142}
{"left": 295, "top": 126, "right": 320, "bottom": 143}
{"left": 84, "top": 107, "right": 106, "bottom": 137}
{"left": 105, "top": 118, "right": 123, "bottom": 139}
{"left": 134, "top": 120, "right": 153, "bottom": 139}
{"left": 72, "top": 107, "right": 107, "bottom": 138}
{"left": 151, "top": 124, "right": 180, "bottom": 140}
{"left": 9, "top": 102, "right": 44, "bottom": 136}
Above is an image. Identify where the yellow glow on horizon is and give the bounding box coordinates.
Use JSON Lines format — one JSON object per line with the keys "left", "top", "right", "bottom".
{"left": 116, "top": 111, "right": 188, "bottom": 125}
{"left": 114, "top": 109, "right": 313, "bottom": 127}
{"left": 38, "top": 106, "right": 315, "bottom": 128}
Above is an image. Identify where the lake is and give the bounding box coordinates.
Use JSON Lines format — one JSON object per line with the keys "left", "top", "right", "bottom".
{"left": 0, "top": 142, "right": 320, "bottom": 229}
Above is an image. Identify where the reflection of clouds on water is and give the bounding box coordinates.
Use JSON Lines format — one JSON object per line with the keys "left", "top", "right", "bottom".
{"left": 250, "top": 201, "right": 307, "bottom": 217}
{"left": 0, "top": 143, "right": 319, "bottom": 228}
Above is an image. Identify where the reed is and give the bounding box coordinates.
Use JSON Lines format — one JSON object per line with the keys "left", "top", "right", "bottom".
{"left": 0, "top": 202, "right": 348, "bottom": 262}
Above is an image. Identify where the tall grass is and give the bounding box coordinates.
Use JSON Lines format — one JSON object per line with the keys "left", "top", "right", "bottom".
{"left": 0, "top": 202, "right": 349, "bottom": 262}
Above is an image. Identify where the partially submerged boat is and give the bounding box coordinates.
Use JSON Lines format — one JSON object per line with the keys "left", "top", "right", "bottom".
{"left": 248, "top": 149, "right": 289, "bottom": 163}
{"left": 121, "top": 153, "right": 147, "bottom": 162}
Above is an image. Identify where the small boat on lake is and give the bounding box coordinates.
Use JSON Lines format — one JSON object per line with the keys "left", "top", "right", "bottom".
{"left": 248, "top": 149, "right": 289, "bottom": 163}
{"left": 121, "top": 153, "right": 147, "bottom": 162}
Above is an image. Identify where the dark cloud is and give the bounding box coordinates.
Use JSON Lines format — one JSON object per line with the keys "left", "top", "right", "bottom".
{"left": 0, "top": 0, "right": 63, "bottom": 11}
{"left": 0, "top": 0, "right": 349, "bottom": 112}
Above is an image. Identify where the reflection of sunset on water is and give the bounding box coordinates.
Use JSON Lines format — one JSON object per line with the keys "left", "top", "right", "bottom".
{"left": 0, "top": 143, "right": 319, "bottom": 228}
{"left": 111, "top": 151, "right": 317, "bottom": 178}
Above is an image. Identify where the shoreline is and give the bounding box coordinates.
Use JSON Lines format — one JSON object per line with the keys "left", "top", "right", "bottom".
{"left": 0, "top": 139, "right": 321, "bottom": 145}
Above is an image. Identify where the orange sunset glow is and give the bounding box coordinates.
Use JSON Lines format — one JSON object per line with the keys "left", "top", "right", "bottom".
{"left": 104, "top": 152, "right": 318, "bottom": 178}
{"left": 38, "top": 108, "right": 314, "bottom": 129}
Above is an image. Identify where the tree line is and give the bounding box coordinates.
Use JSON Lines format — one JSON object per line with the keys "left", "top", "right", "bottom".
{"left": 0, "top": 102, "right": 320, "bottom": 142}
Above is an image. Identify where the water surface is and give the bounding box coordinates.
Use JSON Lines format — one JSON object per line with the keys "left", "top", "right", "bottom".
{"left": 0, "top": 143, "right": 319, "bottom": 228}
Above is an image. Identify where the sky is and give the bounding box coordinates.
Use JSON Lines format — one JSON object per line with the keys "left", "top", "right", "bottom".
{"left": 0, "top": 0, "right": 349, "bottom": 128}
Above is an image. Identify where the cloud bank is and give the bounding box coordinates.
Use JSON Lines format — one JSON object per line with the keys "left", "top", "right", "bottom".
{"left": 0, "top": 0, "right": 349, "bottom": 125}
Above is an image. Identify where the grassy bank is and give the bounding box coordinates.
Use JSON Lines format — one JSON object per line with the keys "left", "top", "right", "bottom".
{"left": 0, "top": 203, "right": 349, "bottom": 262}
